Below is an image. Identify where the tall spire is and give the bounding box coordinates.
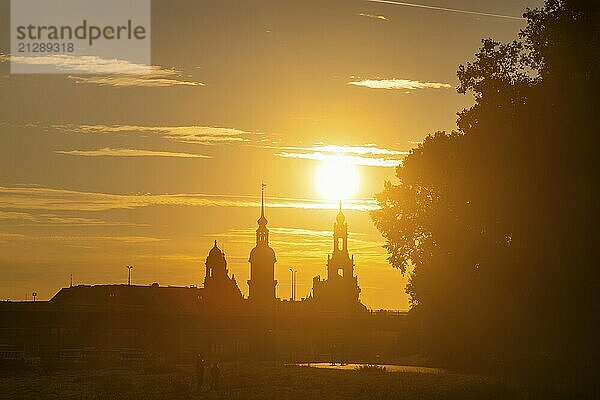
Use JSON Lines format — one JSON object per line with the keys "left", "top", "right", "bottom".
{"left": 257, "top": 182, "right": 268, "bottom": 226}
{"left": 336, "top": 199, "right": 345, "bottom": 225}
{"left": 256, "top": 183, "right": 269, "bottom": 245}
{"left": 260, "top": 182, "right": 266, "bottom": 220}
{"left": 333, "top": 200, "right": 348, "bottom": 253}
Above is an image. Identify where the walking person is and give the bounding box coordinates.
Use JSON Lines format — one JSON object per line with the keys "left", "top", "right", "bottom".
{"left": 210, "top": 361, "right": 221, "bottom": 390}
{"left": 195, "top": 354, "right": 206, "bottom": 391}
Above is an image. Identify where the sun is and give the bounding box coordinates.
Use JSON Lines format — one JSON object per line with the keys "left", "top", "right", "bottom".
{"left": 314, "top": 157, "right": 360, "bottom": 201}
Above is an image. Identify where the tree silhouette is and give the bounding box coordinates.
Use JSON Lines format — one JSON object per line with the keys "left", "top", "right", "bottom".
{"left": 372, "top": 0, "right": 599, "bottom": 366}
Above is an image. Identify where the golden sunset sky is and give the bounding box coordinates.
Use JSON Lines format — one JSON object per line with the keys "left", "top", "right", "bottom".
{"left": 0, "top": 0, "right": 541, "bottom": 309}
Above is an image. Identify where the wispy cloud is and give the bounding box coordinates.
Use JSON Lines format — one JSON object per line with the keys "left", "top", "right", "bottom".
{"left": 270, "top": 227, "right": 333, "bottom": 238}
{"left": 0, "top": 234, "right": 165, "bottom": 244}
{"left": 278, "top": 152, "right": 401, "bottom": 167}
{"left": 210, "top": 226, "right": 384, "bottom": 265}
{"left": 55, "top": 148, "right": 210, "bottom": 159}
{"left": 212, "top": 227, "right": 333, "bottom": 244}
{"left": 348, "top": 78, "right": 451, "bottom": 91}
{"left": 0, "top": 186, "right": 378, "bottom": 213}
{"left": 274, "top": 145, "right": 407, "bottom": 157}
{"left": 52, "top": 124, "right": 255, "bottom": 145}
{"left": 0, "top": 211, "right": 32, "bottom": 220}
{"left": 68, "top": 75, "right": 202, "bottom": 87}
{"left": 110, "top": 236, "right": 166, "bottom": 243}
{"left": 138, "top": 254, "right": 201, "bottom": 263}
{"left": 365, "top": 0, "right": 525, "bottom": 21}
{"left": 0, "top": 232, "right": 26, "bottom": 243}
{"left": 0, "top": 54, "right": 203, "bottom": 87}
{"left": 272, "top": 144, "right": 408, "bottom": 167}
{"left": 0, "top": 210, "right": 132, "bottom": 226}
{"left": 0, "top": 209, "right": 148, "bottom": 227}
{"left": 358, "top": 12, "right": 388, "bottom": 21}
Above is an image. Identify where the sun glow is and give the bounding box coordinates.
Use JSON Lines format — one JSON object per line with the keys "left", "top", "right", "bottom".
{"left": 314, "top": 157, "right": 360, "bottom": 201}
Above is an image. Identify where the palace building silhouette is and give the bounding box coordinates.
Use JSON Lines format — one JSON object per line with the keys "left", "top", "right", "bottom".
{"left": 0, "top": 187, "right": 403, "bottom": 363}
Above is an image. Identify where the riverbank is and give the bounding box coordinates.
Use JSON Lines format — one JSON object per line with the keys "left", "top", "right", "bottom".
{"left": 0, "top": 361, "right": 592, "bottom": 399}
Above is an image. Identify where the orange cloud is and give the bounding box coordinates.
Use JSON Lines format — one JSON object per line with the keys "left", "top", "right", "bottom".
{"left": 348, "top": 78, "right": 452, "bottom": 91}
{"left": 272, "top": 144, "right": 408, "bottom": 167}
{"left": 56, "top": 148, "right": 210, "bottom": 158}
{"left": 0, "top": 54, "right": 203, "bottom": 87}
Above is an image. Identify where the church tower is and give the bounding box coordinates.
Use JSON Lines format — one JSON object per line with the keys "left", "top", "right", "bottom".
{"left": 205, "top": 240, "right": 228, "bottom": 283}
{"left": 326, "top": 202, "right": 360, "bottom": 299}
{"left": 328, "top": 202, "right": 354, "bottom": 281}
{"left": 311, "top": 202, "right": 363, "bottom": 311}
{"left": 203, "top": 240, "right": 242, "bottom": 307}
{"left": 248, "top": 184, "right": 277, "bottom": 307}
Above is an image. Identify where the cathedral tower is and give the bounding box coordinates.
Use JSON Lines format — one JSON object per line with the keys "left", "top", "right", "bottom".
{"left": 328, "top": 202, "right": 354, "bottom": 281}
{"left": 312, "top": 202, "right": 362, "bottom": 311}
{"left": 247, "top": 184, "right": 277, "bottom": 307}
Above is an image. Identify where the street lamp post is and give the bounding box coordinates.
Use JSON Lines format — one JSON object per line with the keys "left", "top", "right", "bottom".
{"left": 289, "top": 268, "right": 298, "bottom": 302}
{"left": 126, "top": 265, "right": 133, "bottom": 286}
{"left": 289, "top": 268, "right": 294, "bottom": 301}
{"left": 294, "top": 270, "right": 298, "bottom": 300}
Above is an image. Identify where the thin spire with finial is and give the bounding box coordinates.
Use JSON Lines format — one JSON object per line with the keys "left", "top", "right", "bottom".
{"left": 256, "top": 183, "right": 269, "bottom": 245}
{"left": 336, "top": 199, "right": 346, "bottom": 225}
{"left": 261, "top": 182, "right": 266, "bottom": 218}
{"left": 257, "top": 182, "right": 268, "bottom": 227}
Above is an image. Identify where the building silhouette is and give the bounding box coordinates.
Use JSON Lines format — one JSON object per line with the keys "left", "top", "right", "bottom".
{"left": 203, "top": 240, "right": 243, "bottom": 308}
{"left": 247, "top": 184, "right": 277, "bottom": 308}
{"left": 311, "top": 202, "right": 364, "bottom": 312}
{"left": 0, "top": 186, "right": 406, "bottom": 363}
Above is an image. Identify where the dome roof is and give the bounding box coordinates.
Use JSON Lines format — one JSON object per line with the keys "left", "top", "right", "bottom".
{"left": 249, "top": 244, "right": 276, "bottom": 264}
{"left": 208, "top": 240, "right": 224, "bottom": 258}
{"left": 257, "top": 214, "right": 268, "bottom": 226}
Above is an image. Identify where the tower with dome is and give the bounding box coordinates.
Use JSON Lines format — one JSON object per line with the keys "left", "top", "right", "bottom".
{"left": 203, "top": 240, "right": 243, "bottom": 307}
{"left": 247, "top": 184, "right": 277, "bottom": 308}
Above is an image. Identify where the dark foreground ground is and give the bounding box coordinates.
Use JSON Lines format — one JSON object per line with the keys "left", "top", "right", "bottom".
{"left": 0, "top": 361, "right": 596, "bottom": 400}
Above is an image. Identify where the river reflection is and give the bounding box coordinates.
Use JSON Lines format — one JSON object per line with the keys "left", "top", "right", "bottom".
{"left": 295, "top": 363, "right": 444, "bottom": 374}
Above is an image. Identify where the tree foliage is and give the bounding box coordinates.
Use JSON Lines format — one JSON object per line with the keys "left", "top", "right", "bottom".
{"left": 372, "top": 0, "right": 599, "bottom": 365}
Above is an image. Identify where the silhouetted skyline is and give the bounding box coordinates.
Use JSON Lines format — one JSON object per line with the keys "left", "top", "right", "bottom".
{"left": 0, "top": 0, "right": 542, "bottom": 309}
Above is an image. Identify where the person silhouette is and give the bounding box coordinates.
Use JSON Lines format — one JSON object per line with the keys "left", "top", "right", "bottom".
{"left": 195, "top": 354, "right": 205, "bottom": 390}
{"left": 210, "top": 361, "right": 220, "bottom": 390}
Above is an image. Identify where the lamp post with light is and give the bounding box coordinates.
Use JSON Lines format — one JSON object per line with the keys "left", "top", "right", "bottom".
{"left": 126, "top": 265, "right": 133, "bottom": 286}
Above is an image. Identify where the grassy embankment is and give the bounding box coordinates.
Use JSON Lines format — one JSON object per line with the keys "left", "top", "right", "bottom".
{"left": 0, "top": 361, "right": 592, "bottom": 400}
